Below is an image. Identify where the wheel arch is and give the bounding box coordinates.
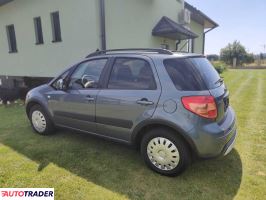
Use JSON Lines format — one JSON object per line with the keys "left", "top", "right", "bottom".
{"left": 131, "top": 120, "right": 198, "bottom": 155}
{"left": 26, "top": 99, "right": 51, "bottom": 119}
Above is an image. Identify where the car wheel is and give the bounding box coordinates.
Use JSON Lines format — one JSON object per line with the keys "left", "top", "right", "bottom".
{"left": 141, "top": 128, "right": 191, "bottom": 176}
{"left": 30, "top": 105, "right": 55, "bottom": 135}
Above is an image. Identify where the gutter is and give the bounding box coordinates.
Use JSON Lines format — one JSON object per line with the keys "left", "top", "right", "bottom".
{"left": 99, "top": 0, "right": 106, "bottom": 50}
{"left": 202, "top": 26, "right": 218, "bottom": 55}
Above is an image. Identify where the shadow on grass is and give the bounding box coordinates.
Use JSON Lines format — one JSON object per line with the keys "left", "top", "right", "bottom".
{"left": 0, "top": 110, "right": 242, "bottom": 200}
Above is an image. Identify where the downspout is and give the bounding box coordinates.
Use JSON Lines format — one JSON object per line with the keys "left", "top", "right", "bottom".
{"left": 176, "top": 40, "right": 181, "bottom": 51}
{"left": 99, "top": 0, "right": 106, "bottom": 50}
{"left": 176, "top": 0, "right": 184, "bottom": 51}
{"left": 202, "top": 26, "right": 217, "bottom": 55}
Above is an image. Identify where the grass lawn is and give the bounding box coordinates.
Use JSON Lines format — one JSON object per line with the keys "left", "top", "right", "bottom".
{"left": 0, "top": 69, "right": 265, "bottom": 200}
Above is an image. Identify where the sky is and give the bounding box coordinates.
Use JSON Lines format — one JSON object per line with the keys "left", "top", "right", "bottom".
{"left": 186, "top": 0, "right": 266, "bottom": 55}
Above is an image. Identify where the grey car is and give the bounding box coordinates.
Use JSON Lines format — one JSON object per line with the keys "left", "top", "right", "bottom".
{"left": 25, "top": 48, "right": 237, "bottom": 176}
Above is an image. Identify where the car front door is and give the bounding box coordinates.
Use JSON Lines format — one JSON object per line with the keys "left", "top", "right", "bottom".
{"left": 49, "top": 58, "right": 108, "bottom": 133}
{"left": 96, "top": 56, "right": 161, "bottom": 142}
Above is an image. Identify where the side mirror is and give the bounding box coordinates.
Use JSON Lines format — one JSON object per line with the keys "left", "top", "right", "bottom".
{"left": 84, "top": 80, "right": 95, "bottom": 88}
{"left": 55, "top": 79, "right": 66, "bottom": 90}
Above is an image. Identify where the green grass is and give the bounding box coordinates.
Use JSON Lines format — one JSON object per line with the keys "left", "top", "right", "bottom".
{"left": 0, "top": 69, "right": 266, "bottom": 200}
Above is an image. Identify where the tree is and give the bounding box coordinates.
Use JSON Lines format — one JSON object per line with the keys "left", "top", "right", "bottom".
{"left": 207, "top": 54, "right": 219, "bottom": 62}
{"left": 260, "top": 53, "right": 264, "bottom": 60}
{"left": 244, "top": 53, "right": 255, "bottom": 64}
{"left": 220, "top": 41, "right": 250, "bottom": 66}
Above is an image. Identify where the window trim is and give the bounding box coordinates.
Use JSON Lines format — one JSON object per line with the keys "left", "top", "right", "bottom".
{"left": 33, "top": 16, "right": 44, "bottom": 45}
{"left": 106, "top": 57, "right": 157, "bottom": 90}
{"left": 50, "top": 11, "right": 62, "bottom": 43}
{"left": 50, "top": 65, "right": 76, "bottom": 89}
{"left": 6, "top": 24, "right": 18, "bottom": 53}
{"left": 51, "top": 68, "right": 72, "bottom": 90}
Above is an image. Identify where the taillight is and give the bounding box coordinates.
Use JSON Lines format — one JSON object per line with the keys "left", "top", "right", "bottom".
{"left": 181, "top": 96, "right": 217, "bottom": 119}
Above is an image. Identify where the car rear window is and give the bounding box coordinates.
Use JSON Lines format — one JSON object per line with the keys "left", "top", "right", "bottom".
{"left": 163, "top": 57, "right": 221, "bottom": 91}
{"left": 189, "top": 58, "right": 221, "bottom": 89}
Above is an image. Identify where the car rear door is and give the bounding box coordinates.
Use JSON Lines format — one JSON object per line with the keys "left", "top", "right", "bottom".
{"left": 95, "top": 56, "right": 161, "bottom": 142}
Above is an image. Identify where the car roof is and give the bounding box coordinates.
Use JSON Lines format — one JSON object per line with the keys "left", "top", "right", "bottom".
{"left": 84, "top": 49, "right": 203, "bottom": 60}
{"left": 49, "top": 50, "right": 203, "bottom": 85}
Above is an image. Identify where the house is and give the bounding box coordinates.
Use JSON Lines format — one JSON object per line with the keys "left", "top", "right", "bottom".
{"left": 0, "top": 0, "right": 218, "bottom": 94}
{"left": 184, "top": 2, "right": 218, "bottom": 55}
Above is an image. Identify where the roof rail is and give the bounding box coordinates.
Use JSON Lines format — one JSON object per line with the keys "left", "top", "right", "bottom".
{"left": 86, "top": 48, "right": 173, "bottom": 58}
{"left": 172, "top": 50, "right": 192, "bottom": 53}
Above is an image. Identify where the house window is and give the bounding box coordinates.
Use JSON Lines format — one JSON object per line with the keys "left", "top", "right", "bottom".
{"left": 34, "top": 17, "right": 44, "bottom": 44}
{"left": 161, "top": 44, "right": 169, "bottom": 50}
{"left": 6, "top": 24, "right": 18, "bottom": 53}
{"left": 51, "top": 11, "right": 62, "bottom": 42}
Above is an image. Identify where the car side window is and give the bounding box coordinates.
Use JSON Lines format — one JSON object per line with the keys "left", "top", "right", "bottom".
{"left": 69, "top": 59, "right": 107, "bottom": 89}
{"left": 108, "top": 58, "right": 156, "bottom": 90}
{"left": 164, "top": 58, "right": 206, "bottom": 91}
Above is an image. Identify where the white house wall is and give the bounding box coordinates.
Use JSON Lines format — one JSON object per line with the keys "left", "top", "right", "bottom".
{"left": 0, "top": 0, "right": 100, "bottom": 77}
{"left": 105, "top": 0, "right": 183, "bottom": 50}
{"left": 0, "top": 0, "right": 184, "bottom": 78}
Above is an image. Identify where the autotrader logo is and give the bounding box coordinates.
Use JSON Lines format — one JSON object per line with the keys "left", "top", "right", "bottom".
{"left": 0, "top": 188, "right": 54, "bottom": 200}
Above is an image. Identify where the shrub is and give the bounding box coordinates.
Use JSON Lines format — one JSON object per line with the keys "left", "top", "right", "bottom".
{"left": 212, "top": 61, "right": 227, "bottom": 74}
{"left": 207, "top": 54, "right": 219, "bottom": 62}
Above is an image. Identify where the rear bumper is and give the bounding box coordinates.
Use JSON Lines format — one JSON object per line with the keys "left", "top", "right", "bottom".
{"left": 188, "top": 106, "right": 237, "bottom": 158}
{"left": 222, "top": 129, "right": 237, "bottom": 156}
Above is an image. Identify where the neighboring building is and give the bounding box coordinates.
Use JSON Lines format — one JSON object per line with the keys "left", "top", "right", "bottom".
{"left": 0, "top": 0, "right": 217, "bottom": 92}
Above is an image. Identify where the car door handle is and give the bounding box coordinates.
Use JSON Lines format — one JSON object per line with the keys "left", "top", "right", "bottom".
{"left": 85, "top": 96, "right": 95, "bottom": 102}
{"left": 136, "top": 98, "right": 154, "bottom": 106}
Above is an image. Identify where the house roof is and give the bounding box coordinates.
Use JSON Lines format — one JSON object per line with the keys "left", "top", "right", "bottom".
{"left": 185, "top": 2, "right": 218, "bottom": 29}
{"left": 152, "top": 16, "right": 198, "bottom": 40}
{"left": 0, "top": 0, "right": 13, "bottom": 6}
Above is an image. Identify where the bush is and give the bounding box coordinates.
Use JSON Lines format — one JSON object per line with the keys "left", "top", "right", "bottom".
{"left": 212, "top": 61, "right": 227, "bottom": 74}
{"left": 207, "top": 54, "right": 219, "bottom": 62}
{"left": 243, "top": 53, "right": 255, "bottom": 64}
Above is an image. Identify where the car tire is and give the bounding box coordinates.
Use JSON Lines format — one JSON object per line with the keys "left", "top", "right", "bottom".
{"left": 29, "top": 105, "right": 55, "bottom": 135}
{"left": 141, "top": 128, "right": 191, "bottom": 176}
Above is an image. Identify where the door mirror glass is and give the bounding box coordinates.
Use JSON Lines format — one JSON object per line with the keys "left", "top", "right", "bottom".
{"left": 55, "top": 78, "right": 65, "bottom": 90}
{"left": 82, "top": 75, "right": 96, "bottom": 88}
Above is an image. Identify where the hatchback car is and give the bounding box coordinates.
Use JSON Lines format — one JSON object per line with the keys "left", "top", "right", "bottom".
{"left": 26, "top": 48, "right": 237, "bottom": 176}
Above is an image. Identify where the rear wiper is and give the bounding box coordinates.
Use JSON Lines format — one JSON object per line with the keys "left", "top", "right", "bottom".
{"left": 215, "top": 77, "right": 224, "bottom": 85}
